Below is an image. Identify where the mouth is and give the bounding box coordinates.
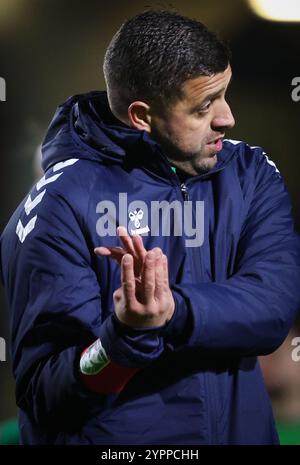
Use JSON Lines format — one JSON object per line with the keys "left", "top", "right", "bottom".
{"left": 206, "top": 135, "right": 225, "bottom": 153}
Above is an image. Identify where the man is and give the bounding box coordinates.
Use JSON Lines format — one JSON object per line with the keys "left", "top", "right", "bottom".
{"left": 1, "top": 10, "right": 300, "bottom": 445}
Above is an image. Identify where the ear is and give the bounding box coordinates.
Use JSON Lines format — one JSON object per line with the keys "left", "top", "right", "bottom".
{"left": 128, "top": 101, "right": 151, "bottom": 132}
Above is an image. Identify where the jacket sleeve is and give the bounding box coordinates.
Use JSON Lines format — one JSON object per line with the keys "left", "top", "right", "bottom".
{"left": 1, "top": 187, "right": 164, "bottom": 430}
{"left": 163, "top": 150, "right": 300, "bottom": 356}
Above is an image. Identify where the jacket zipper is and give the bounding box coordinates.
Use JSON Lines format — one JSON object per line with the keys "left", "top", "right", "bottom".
{"left": 179, "top": 179, "right": 219, "bottom": 443}
{"left": 180, "top": 183, "right": 189, "bottom": 201}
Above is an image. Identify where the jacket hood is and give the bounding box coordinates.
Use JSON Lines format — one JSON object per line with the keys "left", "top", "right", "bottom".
{"left": 41, "top": 90, "right": 237, "bottom": 177}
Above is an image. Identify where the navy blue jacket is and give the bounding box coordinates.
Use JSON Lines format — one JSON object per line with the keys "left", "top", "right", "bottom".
{"left": 1, "top": 91, "right": 300, "bottom": 444}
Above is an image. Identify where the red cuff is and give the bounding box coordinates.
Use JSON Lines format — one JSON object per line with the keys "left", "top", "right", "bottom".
{"left": 80, "top": 360, "right": 140, "bottom": 394}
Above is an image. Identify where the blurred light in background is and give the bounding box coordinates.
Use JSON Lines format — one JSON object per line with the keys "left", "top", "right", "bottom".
{"left": 248, "top": 0, "right": 300, "bottom": 22}
{"left": 0, "top": 0, "right": 25, "bottom": 29}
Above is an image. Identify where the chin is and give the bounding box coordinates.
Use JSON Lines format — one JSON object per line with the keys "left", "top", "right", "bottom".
{"left": 196, "top": 154, "right": 218, "bottom": 172}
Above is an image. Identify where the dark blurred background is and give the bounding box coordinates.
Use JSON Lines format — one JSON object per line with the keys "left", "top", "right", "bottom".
{"left": 0, "top": 0, "right": 299, "bottom": 442}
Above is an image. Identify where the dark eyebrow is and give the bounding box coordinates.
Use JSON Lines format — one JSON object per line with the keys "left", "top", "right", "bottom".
{"left": 191, "top": 74, "right": 233, "bottom": 112}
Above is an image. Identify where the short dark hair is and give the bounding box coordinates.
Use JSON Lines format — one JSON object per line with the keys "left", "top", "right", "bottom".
{"left": 103, "top": 10, "right": 231, "bottom": 120}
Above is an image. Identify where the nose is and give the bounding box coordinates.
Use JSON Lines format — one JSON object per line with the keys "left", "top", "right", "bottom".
{"left": 211, "top": 100, "right": 235, "bottom": 130}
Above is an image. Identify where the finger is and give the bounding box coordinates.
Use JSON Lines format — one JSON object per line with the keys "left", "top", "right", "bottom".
{"left": 132, "top": 234, "right": 147, "bottom": 262}
{"left": 141, "top": 251, "right": 156, "bottom": 303}
{"left": 117, "top": 225, "right": 129, "bottom": 237}
{"left": 117, "top": 226, "right": 136, "bottom": 256}
{"left": 162, "top": 254, "right": 170, "bottom": 289}
{"left": 118, "top": 225, "right": 147, "bottom": 261}
{"left": 94, "top": 246, "right": 126, "bottom": 267}
{"left": 132, "top": 234, "right": 147, "bottom": 277}
{"left": 121, "top": 254, "right": 137, "bottom": 304}
{"left": 94, "top": 246, "right": 112, "bottom": 256}
{"left": 154, "top": 250, "right": 164, "bottom": 299}
{"left": 94, "top": 246, "right": 125, "bottom": 257}
{"left": 113, "top": 287, "right": 122, "bottom": 303}
{"left": 117, "top": 227, "right": 148, "bottom": 277}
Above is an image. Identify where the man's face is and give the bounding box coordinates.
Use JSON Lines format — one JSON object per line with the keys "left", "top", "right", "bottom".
{"left": 150, "top": 65, "right": 235, "bottom": 174}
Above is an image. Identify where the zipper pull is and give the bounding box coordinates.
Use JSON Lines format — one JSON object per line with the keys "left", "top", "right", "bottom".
{"left": 180, "top": 183, "right": 189, "bottom": 201}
